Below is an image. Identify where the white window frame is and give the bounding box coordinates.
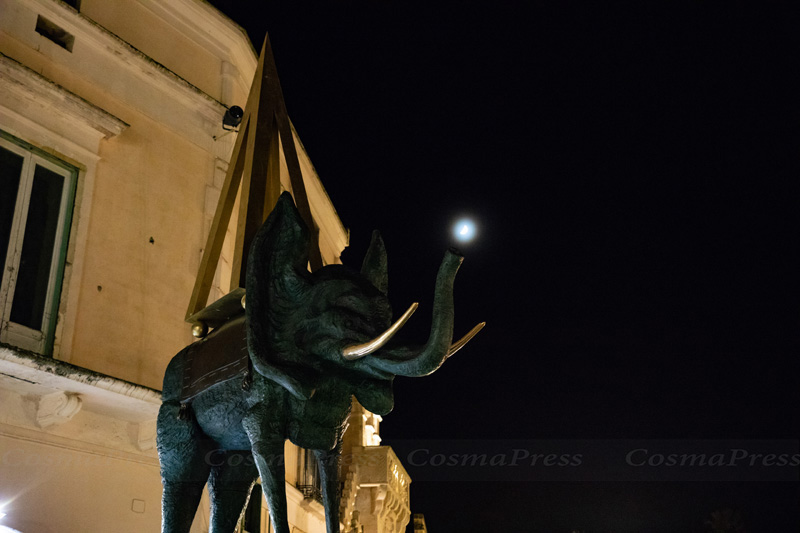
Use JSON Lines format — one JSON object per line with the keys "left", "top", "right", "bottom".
{"left": 0, "top": 134, "right": 77, "bottom": 355}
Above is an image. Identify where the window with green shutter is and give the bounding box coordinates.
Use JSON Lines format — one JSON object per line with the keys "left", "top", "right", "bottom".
{"left": 0, "top": 131, "right": 77, "bottom": 355}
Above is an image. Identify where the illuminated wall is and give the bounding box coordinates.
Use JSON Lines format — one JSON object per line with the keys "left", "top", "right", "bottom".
{"left": 0, "top": 1, "right": 407, "bottom": 532}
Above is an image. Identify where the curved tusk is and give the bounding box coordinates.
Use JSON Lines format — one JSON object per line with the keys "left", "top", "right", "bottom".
{"left": 342, "top": 303, "right": 419, "bottom": 360}
{"left": 446, "top": 322, "right": 486, "bottom": 358}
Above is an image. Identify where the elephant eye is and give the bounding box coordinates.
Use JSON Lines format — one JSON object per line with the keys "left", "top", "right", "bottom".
{"left": 335, "top": 309, "right": 371, "bottom": 337}
{"left": 335, "top": 296, "right": 368, "bottom": 318}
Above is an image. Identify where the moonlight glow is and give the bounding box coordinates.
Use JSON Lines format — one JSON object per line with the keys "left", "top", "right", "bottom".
{"left": 453, "top": 219, "right": 476, "bottom": 243}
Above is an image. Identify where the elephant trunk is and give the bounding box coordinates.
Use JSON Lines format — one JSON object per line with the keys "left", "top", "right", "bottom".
{"left": 366, "top": 249, "right": 463, "bottom": 377}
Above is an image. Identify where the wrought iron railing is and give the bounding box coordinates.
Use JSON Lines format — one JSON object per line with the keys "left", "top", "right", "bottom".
{"left": 296, "top": 448, "right": 322, "bottom": 503}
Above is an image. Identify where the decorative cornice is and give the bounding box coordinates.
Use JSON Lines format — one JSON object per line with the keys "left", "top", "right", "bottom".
{"left": 0, "top": 52, "right": 129, "bottom": 139}
{"left": 0, "top": 344, "right": 162, "bottom": 408}
{"left": 29, "top": 0, "right": 227, "bottom": 112}
{"left": 1, "top": 345, "right": 161, "bottom": 455}
{"left": 14, "top": 0, "right": 228, "bottom": 149}
{"left": 138, "top": 0, "right": 257, "bottom": 82}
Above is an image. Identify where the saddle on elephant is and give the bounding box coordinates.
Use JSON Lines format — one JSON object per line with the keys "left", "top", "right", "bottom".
{"left": 180, "top": 313, "right": 249, "bottom": 402}
{"left": 180, "top": 285, "right": 318, "bottom": 403}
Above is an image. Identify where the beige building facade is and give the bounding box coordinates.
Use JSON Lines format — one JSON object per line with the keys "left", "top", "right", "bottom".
{"left": 0, "top": 1, "right": 410, "bottom": 531}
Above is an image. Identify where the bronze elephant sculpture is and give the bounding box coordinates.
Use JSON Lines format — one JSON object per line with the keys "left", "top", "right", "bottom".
{"left": 157, "top": 193, "right": 482, "bottom": 532}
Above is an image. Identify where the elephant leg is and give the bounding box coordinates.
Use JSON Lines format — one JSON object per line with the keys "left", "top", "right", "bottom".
{"left": 157, "top": 402, "right": 214, "bottom": 533}
{"left": 207, "top": 450, "right": 259, "bottom": 533}
{"left": 314, "top": 447, "right": 342, "bottom": 533}
{"left": 242, "top": 410, "right": 289, "bottom": 533}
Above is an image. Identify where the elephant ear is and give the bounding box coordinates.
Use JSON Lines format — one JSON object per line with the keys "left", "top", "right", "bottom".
{"left": 352, "top": 377, "right": 395, "bottom": 416}
{"left": 248, "top": 191, "right": 311, "bottom": 299}
{"left": 246, "top": 192, "right": 319, "bottom": 400}
{"left": 361, "top": 230, "right": 388, "bottom": 296}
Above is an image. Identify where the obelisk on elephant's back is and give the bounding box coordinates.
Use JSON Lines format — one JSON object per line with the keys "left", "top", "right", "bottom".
{"left": 185, "top": 34, "right": 322, "bottom": 339}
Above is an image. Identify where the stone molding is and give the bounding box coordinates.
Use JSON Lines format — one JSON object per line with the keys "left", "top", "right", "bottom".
{"left": 128, "top": 418, "right": 157, "bottom": 451}
{"left": 0, "top": 419, "right": 161, "bottom": 466}
{"left": 345, "top": 446, "right": 412, "bottom": 533}
{"left": 340, "top": 467, "right": 361, "bottom": 527}
{"left": 1, "top": 346, "right": 161, "bottom": 458}
{"left": 0, "top": 345, "right": 162, "bottom": 415}
{"left": 137, "top": 0, "right": 257, "bottom": 97}
{"left": 4, "top": 0, "right": 226, "bottom": 149}
{"left": 0, "top": 52, "right": 129, "bottom": 140}
{"left": 28, "top": 390, "right": 83, "bottom": 428}
{"left": 26, "top": 0, "right": 227, "bottom": 108}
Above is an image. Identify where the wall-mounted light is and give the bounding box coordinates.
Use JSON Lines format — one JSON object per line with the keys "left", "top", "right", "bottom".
{"left": 214, "top": 105, "right": 244, "bottom": 141}
{"left": 222, "top": 105, "right": 243, "bottom": 131}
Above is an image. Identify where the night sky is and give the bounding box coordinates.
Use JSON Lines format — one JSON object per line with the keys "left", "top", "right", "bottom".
{"left": 209, "top": 2, "right": 797, "bottom": 530}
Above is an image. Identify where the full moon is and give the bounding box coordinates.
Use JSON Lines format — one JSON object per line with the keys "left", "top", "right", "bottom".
{"left": 453, "top": 218, "right": 476, "bottom": 243}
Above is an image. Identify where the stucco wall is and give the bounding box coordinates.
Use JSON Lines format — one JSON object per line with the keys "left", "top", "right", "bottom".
{"left": 68, "top": 113, "right": 209, "bottom": 389}
{"left": 80, "top": 0, "right": 224, "bottom": 100}
{"left": 0, "top": 379, "right": 163, "bottom": 533}
{"left": 0, "top": 2, "right": 354, "bottom": 531}
{"left": 0, "top": 0, "right": 347, "bottom": 388}
{"left": 0, "top": 0, "right": 238, "bottom": 388}
{"left": 0, "top": 434, "right": 162, "bottom": 533}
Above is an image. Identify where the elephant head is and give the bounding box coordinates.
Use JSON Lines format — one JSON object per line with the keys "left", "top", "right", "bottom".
{"left": 244, "top": 192, "right": 484, "bottom": 414}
